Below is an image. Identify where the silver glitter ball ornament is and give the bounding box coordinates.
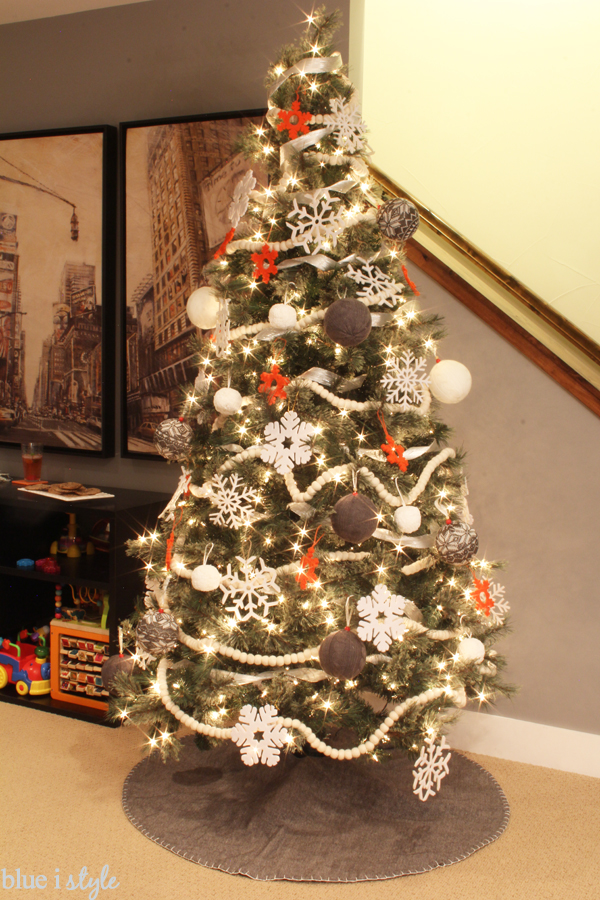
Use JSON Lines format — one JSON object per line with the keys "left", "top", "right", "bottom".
{"left": 136, "top": 610, "right": 180, "bottom": 656}
{"left": 436, "top": 522, "right": 479, "bottom": 564}
{"left": 377, "top": 198, "right": 419, "bottom": 242}
{"left": 153, "top": 418, "right": 193, "bottom": 460}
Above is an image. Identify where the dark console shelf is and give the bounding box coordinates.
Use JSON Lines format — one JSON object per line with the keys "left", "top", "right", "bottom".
{"left": 0, "top": 482, "right": 171, "bottom": 724}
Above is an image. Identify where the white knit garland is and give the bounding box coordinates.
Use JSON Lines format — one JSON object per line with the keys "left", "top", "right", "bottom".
{"left": 156, "top": 656, "right": 451, "bottom": 760}
{"left": 400, "top": 556, "right": 435, "bottom": 576}
{"left": 282, "top": 453, "right": 454, "bottom": 508}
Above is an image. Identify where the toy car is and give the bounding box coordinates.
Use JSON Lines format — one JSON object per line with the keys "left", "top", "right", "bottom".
{"left": 0, "top": 638, "right": 51, "bottom": 696}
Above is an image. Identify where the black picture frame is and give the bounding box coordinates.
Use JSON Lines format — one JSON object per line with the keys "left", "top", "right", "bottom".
{"left": 0, "top": 125, "right": 116, "bottom": 457}
{"left": 120, "top": 109, "right": 266, "bottom": 459}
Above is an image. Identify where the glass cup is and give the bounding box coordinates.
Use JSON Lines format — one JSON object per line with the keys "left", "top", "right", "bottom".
{"left": 21, "top": 443, "right": 43, "bottom": 482}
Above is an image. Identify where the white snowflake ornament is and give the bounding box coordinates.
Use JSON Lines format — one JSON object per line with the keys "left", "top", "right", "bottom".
{"left": 346, "top": 261, "right": 404, "bottom": 308}
{"left": 208, "top": 473, "right": 259, "bottom": 529}
{"left": 219, "top": 556, "right": 280, "bottom": 621}
{"left": 228, "top": 169, "right": 256, "bottom": 228}
{"left": 324, "top": 98, "right": 369, "bottom": 154}
{"left": 412, "top": 735, "right": 452, "bottom": 801}
{"left": 286, "top": 190, "right": 348, "bottom": 253}
{"left": 356, "top": 584, "right": 408, "bottom": 652}
{"left": 488, "top": 582, "right": 509, "bottom": 624}
{"left": 230, "top": 704, "right": 289, "bottom": 767}
{"left": 261, "top": 410, "right": 315, "bottom": 474}
{"left": 382, "top": 349, "right": 430, "bottom": 410}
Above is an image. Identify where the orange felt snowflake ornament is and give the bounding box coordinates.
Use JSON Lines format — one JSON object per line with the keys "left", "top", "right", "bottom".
{"left": 470, "top": 576, "right": 494, "bottom": 617}
{"left": 377, "top": 410, "right": 408, "bottom": 472}
{"left": 251, "top": 244, "right": 278, "bottom": 284}
{"left": 258, "top": 363, "right": 290, "bottom": 406}
{"left": 277, "top": 99, "right": 312, "bottom": 140}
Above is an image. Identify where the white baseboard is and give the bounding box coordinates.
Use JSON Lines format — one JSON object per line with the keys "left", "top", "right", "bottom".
{"left": 446, "top": 711, "right": 600, "bottom": 778}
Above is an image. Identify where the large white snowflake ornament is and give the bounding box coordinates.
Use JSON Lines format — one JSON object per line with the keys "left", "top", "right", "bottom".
{"left": 228, "top": 169, "right": 256, "bottom": 228}
{"left": 261, "top": 410, "right": 315, "bottom": 474}
{"left": 412, "top": 735, "right": 452, "bottom": 802}
{"left": 286, "top": 190, "right": 348, "bottom": 253}
{"left": 220, "top": 556, "right": 280, "bottom": 621}
{"left": 356, "top": 584, "right": 408, "bottom": 651}
{"left": 324, "top": 98, "right": 369, "bottom": 154}
{"left": 346, "top": 260, "right": 404, "bottom": 308}
{"left": 230, "top": 704, "right": 289, "bottom": 767}
{"left": 382, "top": 349, "right": 430, "bottom": 410}
{"left": 208, "top": 472, "right": 259, "bottom": 529}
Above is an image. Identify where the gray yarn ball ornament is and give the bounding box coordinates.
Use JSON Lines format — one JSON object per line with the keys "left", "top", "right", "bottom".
{"left": 323, "top": 298, "right": 372, "bottom": 347}
{"left": 377, "top": 198, "right": 420, "bottom": 242}
{"left": 331, "top": 492, "right": 378, "bottom": 544}
{"left": 101, "top": 654, "right": 135, "bottom": 693}
{"left": 319, "top": 629, "right": 367, "bottom": 680}
{"left": 136, "top": 610, "right": 180, "bottom": 656}
{"left": 153, "top": 417, "right": 193, "bottom": 460}
{"left": 436, "top": 522, "right": 479, "bottom": 564}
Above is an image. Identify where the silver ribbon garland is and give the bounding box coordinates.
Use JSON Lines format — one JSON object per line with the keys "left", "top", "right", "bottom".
{"left": 299, "top": 367, "right": 367, "bottom": 393}
{"left": 210, "top": 667, "right": 329, "bottom": 686}
{"left": 373, "top": 528, "right": 436, "bottom": 549}
{"left": 267, "top": 52, "right": 343, "bottom": 99}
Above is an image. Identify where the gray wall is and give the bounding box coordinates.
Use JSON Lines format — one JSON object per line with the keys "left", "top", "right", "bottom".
{"left": 408, "top": 264, "right": 600, "bottom": 736}
{"left": 1, "top": 0, "right": 598, "bottom": 736}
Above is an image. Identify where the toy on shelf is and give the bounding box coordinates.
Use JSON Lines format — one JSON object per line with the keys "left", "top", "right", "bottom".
{"left": 89, "top": 518, "right": 110, "bottom": 553}
{"left": 49, "top": 512, "right": 94, "bottom": 559}
{"left": 16, "top": 558, "right": 35, "bottom": 570}
{"left": 36, "top": 557, "right": 61, "bottom": 574}
{"left": 0, "top": 636, "right": 51, "bottom": 696}
{"left": 50, "top": 619, "right": 109, "bottom": 710}
{"left": 54, "top": 584, "right": 109, "bottom": 628}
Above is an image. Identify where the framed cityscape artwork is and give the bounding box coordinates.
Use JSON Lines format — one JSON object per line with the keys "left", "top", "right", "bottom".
{"left": 120, "top": 110, "right": 266, "bottom": 458}
{"left": 0, "top": 125, "right": 116, "bottom": 456}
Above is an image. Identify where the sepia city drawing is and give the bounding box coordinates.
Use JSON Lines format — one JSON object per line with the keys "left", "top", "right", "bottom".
{"left": 123, "top": 112, "right": 265, "bottom": 456}
{"left": 0, "top": 129, "right": 109, "bottom": 453}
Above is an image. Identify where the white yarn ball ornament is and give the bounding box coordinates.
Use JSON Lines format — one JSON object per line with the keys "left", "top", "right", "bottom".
{"left": 213, "top": 387, "right": 242, "bottom": 415}
{"left": 457, "top": 637, "right": 485, "bottom": 664}
{"left": 429, "top": 359, "right": 472, "bottom": 404}
{"left": 186, "top": 286, "right": 220, "bottom": 329}
{"left": 191, "top": 564, "right": 221, "bottom": 592}
{"left": 394, "top": 505, "right": 421, "bottom": 533}
{"left": 268, "top": 303, "right": 297, "bottom": 329}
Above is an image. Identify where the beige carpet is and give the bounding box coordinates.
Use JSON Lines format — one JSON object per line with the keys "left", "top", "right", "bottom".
{"left": 2, "top": 703, "right": 598, "bottom": 900}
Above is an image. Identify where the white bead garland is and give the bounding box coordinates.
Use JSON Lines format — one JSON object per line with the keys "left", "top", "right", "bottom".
{"left": 157, "top": 660, "right": 450, "bottom": 761}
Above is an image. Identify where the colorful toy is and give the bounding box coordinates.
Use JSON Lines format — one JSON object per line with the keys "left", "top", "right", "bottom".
{"left": 0, "top": 637, "right": 51, "bottom": 696}
{"left": 59, "top": 585, "right": 109, "bottom": 628}
{"left": 49, "top": 512, "right": 93, "bottom": 558}
{"left": 36, "top": 557, "right": 61, "bottom": 574}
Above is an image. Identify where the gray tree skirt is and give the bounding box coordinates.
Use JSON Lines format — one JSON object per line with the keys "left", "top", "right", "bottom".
{"left": 122, "top": 737, "right": 509, "bottom": 882}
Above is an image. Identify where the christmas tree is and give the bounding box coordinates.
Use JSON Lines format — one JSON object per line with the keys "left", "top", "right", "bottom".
{"left": 110, "top": 9, "right": 513, "bottom": 800}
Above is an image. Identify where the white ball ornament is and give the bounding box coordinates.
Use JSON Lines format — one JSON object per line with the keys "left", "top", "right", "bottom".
{"left": 394, "top": 505, "right": 421, "bottom": 534}
{"left": 186, "top": 286, "right": 220, "bottom": 329}
{"left": 213, "top": 387, "right": 242, "bottom": 415}
{"left": 457, "top": 637, "right": 485, "bottom": 664}
{"left": 429, "top": 359, "right": 472, "bottom": 404}
{"left": 268, "top": 303, "right": 297, "bottom": 330}
{"left": 191, "top": 564, "right": 221, "bottom": 592}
